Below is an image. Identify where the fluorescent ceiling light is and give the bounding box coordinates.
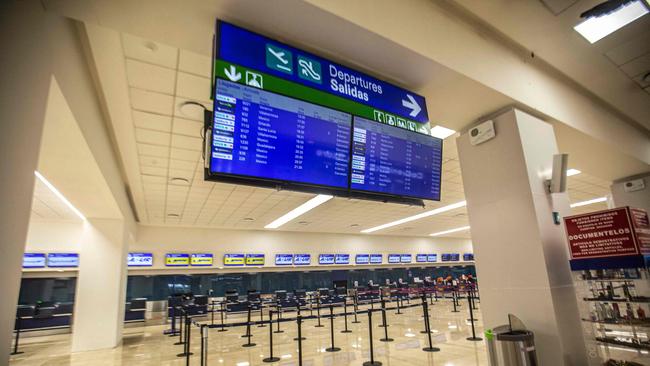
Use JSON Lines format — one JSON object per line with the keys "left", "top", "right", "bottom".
{"left": 361, "top": 200, "right": 467, "bottom": 233}
{"left": 566, "top": 168, "right": 581, "bottom": 177}
{"left": 574, "top": 0, "right": 649, "bottom": 43}
{"left": 570, "top": 196, "right": 608, "bottom": 208}
{"left": 265, "top": 194, "right": 333, "bottom": 229}
{"left": 430, "top": 225, "right": 470, "bottom": 237}
{"left": 430, "top": 125, "right": 456, "bottom": 139}
{"left": 34, "top": 171, "right": 86, "bottom": 221}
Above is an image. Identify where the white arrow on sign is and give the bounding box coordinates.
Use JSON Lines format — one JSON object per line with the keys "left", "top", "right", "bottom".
{"left": 402, "top": 94, "right": 421, "bottom": 118}
{"left": 224, "top": 65, "right": 241, "bottom": 82}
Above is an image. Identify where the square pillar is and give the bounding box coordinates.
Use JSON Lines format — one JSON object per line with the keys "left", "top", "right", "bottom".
{"left": 72, "top": 219, "right": 128, "bottom": 352}
{"left": 457, "top": 108, "right": 587, "bottom": 365}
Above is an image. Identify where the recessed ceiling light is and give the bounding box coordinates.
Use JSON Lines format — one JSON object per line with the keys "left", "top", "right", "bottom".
{"left": 430, "top": 125, "right": 457, "bottom": 139}
{"left": 350, "top": 223, "right": 360, "bottom": 227}
{"left": 429, "top": 226, "right": 471, "bottom": 237}
{"left": 361, "top": 200, "right": 467, "bottom": 233}
{"left": 167, "top": 213, "right": 180, "bottom": 217}
{"left": 298, "top": 221, "right": 310, "bottom": 225}
{"left": 179, "top": 101, "right": 207, "bottom": 119}
{"left": 574, "top": 0, "right": 649, "bottom": 43}
{"left": 34, "top": 171, "right": 86, "bottom": 221}
{"left": 170, "top": 177, "right": 190, "bottom": 184}
{"left": 566, "top": 168, "right": 581, "bottom": 177}
{"left": 570, "top": 196, "right": 608, "bottom": 208}
{"left": 265, "top": 194, "right": 333, "bottom": 229}
{"left": 144, "top": 41, "right": 158, "bottom": 52}
{"left": 242, "top": 217, "right": 255, "bottom": 222}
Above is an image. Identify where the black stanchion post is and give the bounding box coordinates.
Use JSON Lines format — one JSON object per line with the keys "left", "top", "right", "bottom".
{"left": 263, "top": 311, "right": 280, "bottom": 363}
{"left": 466, "top": 294, "right": 482, "bottom": 341}
{"left": 362, "top": 310, "right": 381, "bottom": 366}
{"left": 395, "top": 294, "right": 402, "bottom": 315}
{"left": 242, "top": 305, "right": 256, "bottom": 347}
{"left": 258, "top": 302, "right": 266, "bottom": 328}
{"left": 293, "top": 305, "right": 306, "bottom": 341}
{"left": 175, "top": 308, "right": 185, "bottom": 345}
{"left": 422, "top": 295, "right": 440, "bottom": 353}
{"left": 379, "top": 299, "right": 393, "bottom": 342}
{"left": 352, "top": 294, "right": 360, "bottom": 324}
{"left": 342, "top": 298, "right": 352, "bottom": 333}
{"left": 419, "top": 295, "right": 431, "bottom": 334}
{"left": 297, "top": 315, "right": 304, "bottom": 366}
{"left": 309, "top": 294, "right": 314, "bottom": 316}
{"left": 210, "top": 302, "right": 215, "bottom": 326}
{"left": 315, "top": 296, "right": 323, "bottom": 328}
{"left": 11, "top": 316, "right": 23, "bottom": 355}
{"left": 177, "top": 311, "right": 194, "bottom": 357}
{"left": 218, "top": 302, "right": 227, "bottom": 332}
{"left": 169, "top": 306, "right": 177, "bottom": 337}
{"left": 325, "top": 305, "right": 341, "bottom": 352}
{"left": 451, "top": 291, "right": 459, "bottom": 313}
{"left": 200, "top": 324, "right": 208, "bottom": 366}
{"left": 274, "top": 304, "right": 284, "bottom": 334}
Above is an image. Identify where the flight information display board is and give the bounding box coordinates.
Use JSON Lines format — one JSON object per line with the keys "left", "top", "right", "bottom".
{"left": 388, "top": 254, "right": 401, "bottom": 264}
{"left": 191, "top": 253, "right": 213, "bottom": 266}
{"left": 416, "top": 254, "right": 428, "bottom": 263}
{"left": 23, "top": 253, "right": 46, "bottom": 268}
{"left": 319, "top": 254, "right": 335, "bottom": 265}
{"left": 128, "top": 253, "right": 153, "bottom": 267}
{"left": 355, "top": 254, "right": 370, "bottom": 264}
{"left": 463, "top": 253, "right": 474, "bottom": 261}
{"left": 351, "top": 117, "right": 442, "bottom": 200}
{"left": 294, "top": 254, "right": 311, "bottom": 265}
{"left": 370, "top": 254, "right": 383, "bottom": 264}
{"left": 427, "top": 254, "right": 437, "bottom": 262}
{"left": 47, "top": 253, "right": 79, "bottom": 268}
{"left": 275, "top": 254, "right": 293, "bottom": 265}
{"left": 335, "top": 254, "right": 350, "bottom": 265}
{"left": 210, "top": 79, "right": 352, "bottom": 189}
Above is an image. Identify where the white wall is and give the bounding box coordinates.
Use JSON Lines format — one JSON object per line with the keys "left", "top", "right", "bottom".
{"left": 611, "top": 173, "right": 650, "bottom": 214}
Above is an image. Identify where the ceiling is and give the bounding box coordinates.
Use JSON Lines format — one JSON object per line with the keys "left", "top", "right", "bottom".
{"left": 37, "top": 0, "right": 636, "bottom": 238}
{"left": 30, "top": 177, "right": 82, "bottom": 222}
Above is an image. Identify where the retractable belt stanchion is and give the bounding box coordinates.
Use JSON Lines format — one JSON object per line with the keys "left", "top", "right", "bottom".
{"left": 177, "top": 310, "right": 194, "bottom": 358}
{"left": 297, "top": 315, "right": 304, "bottom": 366}
{"left": 395, "top": 293, "right": 403, "bottom": 315}
{"left": 293, "top": 303, "right": 306, "bottom": 341}
{"left": 200, "top": 324, "right": 208, "bottom": 366}
{"left": 466, "top": 294, "right": 482, "bottom": 342}
{"left": 451, "top": 291, "right": 459, "bottom": 313}
{"left": 352, "top": 293, "right": 360, "bottom": 324}
{"left": 362, "top": 310, "right": 381, "bottom": 366}
{"left": 379, "top": 297, "right": 393, "bottom": 342}
{"left": 168, "top": 305, "right": 177, "bottom": 337}
{"left": 210, "top": 302, "right": 215, "bottom": 326}
{"left": 218, "top": 302, "right": 227, "bottom": 332}
{"left": 263, "top": 311, "right": 280, "bottom": 363}
{"left": 274, "top": 304, "right": 284, "bottom": 334}
{"left": 315, "top": 296, "right": 323, "bottom": 328}
{"left": 242, "top": 305, "right": 256, "bottom": 347}
{"left": 175, "top": 307, "right": 185, "bottom": 345}
{"left": 11, "top": 316, "right": 23, "bottom": 355}
{"left": 259, "top": 302, "right": 266, "bottom": 328}
{"left": 309, "top": 294, "right": 314, "bottom": 316}
{"left": 325, "top": 305, "right": 341, "bottom": 352}
{"left": 421, "top": 294, "right": 440, "bottom": 353}
{"left": 341, "top": 297, "right": 352, "bottom": 333}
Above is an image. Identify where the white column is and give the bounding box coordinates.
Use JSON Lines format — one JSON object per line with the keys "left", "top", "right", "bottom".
{"left": 0, "top": 1, "right": 51, "bottom": 363}
{"left": 611, "top": 173, "right": 650, "bottom": 213}
{"left": 72, "top": 219, "right": 128, "bottom": 352}
{"left": 457, "top": 108, "right": 587, "bottom": 365}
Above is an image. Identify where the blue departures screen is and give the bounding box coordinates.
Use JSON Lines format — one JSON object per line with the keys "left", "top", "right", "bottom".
{"left": 211, "top": 79, "right": 352, "bottom": 188}
{"left": 351, "top": 117, "right": 442, "bottom": 200}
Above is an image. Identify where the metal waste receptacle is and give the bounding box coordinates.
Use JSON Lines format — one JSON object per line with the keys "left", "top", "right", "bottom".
{"left": 485, "top": 315, "right": 538, "bottom": 366}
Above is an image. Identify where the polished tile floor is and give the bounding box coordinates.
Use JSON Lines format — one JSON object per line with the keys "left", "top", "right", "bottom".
{"left": 10, "top": 298, "right": 487, "bottom": 365}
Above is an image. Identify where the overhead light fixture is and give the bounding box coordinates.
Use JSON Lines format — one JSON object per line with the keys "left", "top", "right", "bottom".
{"left": 430, "top": 125, "right": 457, "bottom": 139}
{"left": 574, "top": 0, "right": 649, "bottom": 43}
{"left": 566, "top": 168, "right": 582, "bottom": 177}
{"left": 361, "top": 200, "right": 467, "bottom": 233}
{"left": 430, "top": 226, "right": 471, "bottom": 237}
{"left": 265, "top": 194, "right": 333, "bottom": 229}
{"left": 34, "top": 171, "right": 86, "bottom": 221}
{"left": 570, "top": 196, "right": 608, "bottom": 208}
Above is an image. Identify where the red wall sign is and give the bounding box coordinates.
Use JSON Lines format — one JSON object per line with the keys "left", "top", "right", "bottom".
{"left": 564, "top": 207, "right": 647, "bottom": 260}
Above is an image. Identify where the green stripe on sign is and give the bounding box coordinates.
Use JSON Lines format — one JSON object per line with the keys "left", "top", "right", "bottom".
{"left": 214, "top": 59, "right": 429, "bottom": 134}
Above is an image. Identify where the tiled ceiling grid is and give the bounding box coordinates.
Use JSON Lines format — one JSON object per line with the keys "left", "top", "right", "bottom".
{"left": 118, "top": 32, "right": 614, "bottom": 237}
{"left": 30, "top": 177, "right": 82, "bottom": 221}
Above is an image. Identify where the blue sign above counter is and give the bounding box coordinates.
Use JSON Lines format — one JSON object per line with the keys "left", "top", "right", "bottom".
{"left": 216, "top": 21, "right": 429, "bottom": 123}
{"left": 388, "top": 254, "right": 401, "bottom": 264}
{"left": 275, "top": 254, "right": 293, "bottom": 265}
{"left": 355, "top": 254, "right": 370, "bottom": 264}
{"left": 400, "top": 254, "right": 412, "bottom": 263}
{"left": 128, "top": 253, "right": 153, "bottom": 267}
{"left": 23, "top": 253, "right": 46, "bottom": 268}
{"left": 427, "top": 254, "right": 438, "bottom": 262}
{"left": 47, "top": 253, "right": 79, "bottom": 268}
{"left": 319, "top": 254, "right": 335, "bottom": 265}
{"left": 335, "top": 254, "right": 350, "bottom": 265}
{"left": 294, "top": 254, "right": 311, "bottom": 265}
{"left": 370, "top": 254, "right": 383, "bottom": 264}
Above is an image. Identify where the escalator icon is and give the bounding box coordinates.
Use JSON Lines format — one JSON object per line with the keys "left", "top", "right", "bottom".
{"left": 297, "top": 56, "right": 322, "bottom": 84}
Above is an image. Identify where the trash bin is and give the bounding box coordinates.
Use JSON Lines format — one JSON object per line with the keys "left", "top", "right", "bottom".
{"left": 485, "top": 315, "right": 538, "bottom": 366}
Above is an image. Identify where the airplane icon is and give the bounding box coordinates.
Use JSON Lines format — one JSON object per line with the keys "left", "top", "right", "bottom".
{"left": 266, "top": 44, "right": 293, "bottom": 74}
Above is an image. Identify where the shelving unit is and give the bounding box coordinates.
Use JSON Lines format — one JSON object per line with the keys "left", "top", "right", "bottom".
{"left": 573, "top": 268, "right": 650, "bottom": 365}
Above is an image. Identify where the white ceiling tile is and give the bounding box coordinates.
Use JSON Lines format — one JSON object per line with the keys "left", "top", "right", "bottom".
{"left": 176, "top": 72, "right": 211, "bottom": 101}
{"left": 140, "top": 155, "right": 169, "bottom": 169}
{"left": 130, "top": 88, "right": 174, "bottom": 115}
{"left": 170, "top": 148, "right": 200, "bottom": 162}
{"left": 126, "top": 59, "right": 176, "bottom": 94}
{"left": 171, "top": 134, "right": 202, "bottom": 151}
{"left": 122, "top": 33, "right": 178, "bottom": 69}
{"left": 172, "top": 117, "right": 203, "bottom": 137}
{"left": 135, "top": 128, "right": 170, "bottom": 146}
{"left": 140, "top": 166, "right": 168, "bottom": 177}
{"left": 138, "top": 143, "right": 170, "bottom": 158}
{"left": 133, "top": 110, "right": 172, "bottom": 132}
{"left": 179, "top": 49, "right": 211, "bottom": 77}
{"left": 169, "top": 159, "right": 197, "bottom": 171}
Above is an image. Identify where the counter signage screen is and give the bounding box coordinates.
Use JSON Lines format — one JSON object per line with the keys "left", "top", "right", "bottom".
{"left": 335, "top": 254, "right": 350, "bottom": 265}
{"left": 294, "top": 254, "right": 311, "bottom": 265}
{"left": 450, "top": 253, "right": 460, "bottom": 261}
{"left": 224, "top": 254, "right": 245, "bottom": 266}
{"left": 275, "top": 254, "right": 293, "bottom": 266}
{"left": 47, "top": 253, "right": 79, "bottom": 268}
{"left": 388, "top": 254, "right": 400, "bottom": 264}
{"left": 191, "top": 253, "right": 214, "bottom": 266}
{"left": 351, "top": 117, "right": 442, "bottom": 200}
{"left": 210, "top": 79, "right": 352, "bottom": 189}
{"left": 427, "top": 254, "right": 437, "bottom": 262}
{"left": 355, "top": 254, "right": 370, "bottom": 264}
{"left": 128, "top": 252, "right": 153, "bottom": 267}
{"left": 370, "top": 254, "right": 383, "bottom": 264}
{"left": 463, "top": 253, "right": 474, "bottom": 261}
{"left": 245, "top": 254, "right": 265, "bottom": 266}
{"left": 416, "top": 254, "right": 428, "bottom": 263}
{"left": 165, "top": 253, "right": 190, "bottom": 267}
{"left": 23, "top": 253, "right": 46, "bottom": 268}
{"left": 319, "top": 254, "right": 335, "bottom": 265}
{"left": 215, "top": 21, "right": 429, "bottom": 123}
{"left": 441, "top": 254, "right": 451, "bottom": 262}
{"left": 400, "top": 254, "right": 412, "bottom": 263}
